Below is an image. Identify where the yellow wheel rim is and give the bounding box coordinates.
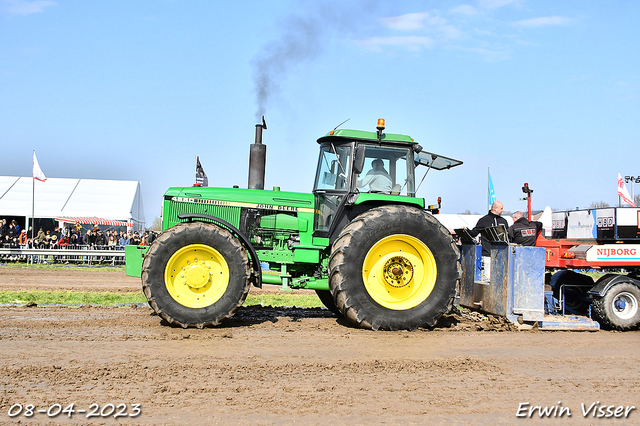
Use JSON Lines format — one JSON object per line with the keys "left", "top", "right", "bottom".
{"left": 362, "top": 234, "right": 437, "bottom": 310}
{"left": 164, "top": 244, "right": 230, "bottom": 308}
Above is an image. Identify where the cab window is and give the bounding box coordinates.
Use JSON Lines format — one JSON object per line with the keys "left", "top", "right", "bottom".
{"left": 314, "top": 145, "right": 351, "bottom": 191}
{"left": 355, "top": 146, "right": 414, "bottom": 196}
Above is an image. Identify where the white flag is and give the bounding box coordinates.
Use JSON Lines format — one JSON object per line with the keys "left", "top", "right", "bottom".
{"left": 33, "top": 151, "right": 47, "bottom": 182}
{"left": 617, "top": 172, "right": 635, "bottom": 207}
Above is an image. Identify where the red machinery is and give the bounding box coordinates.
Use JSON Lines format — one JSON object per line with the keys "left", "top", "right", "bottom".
{"left": 531, "top": 203, "right": 640, "bottom": 330}
{"left": 537, "top": 235, "right": 640, "bottom": 270}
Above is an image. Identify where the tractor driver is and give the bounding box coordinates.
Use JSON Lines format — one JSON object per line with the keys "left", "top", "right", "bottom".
{"left": 357, "top": 159, "right": 392, "bottom": 193}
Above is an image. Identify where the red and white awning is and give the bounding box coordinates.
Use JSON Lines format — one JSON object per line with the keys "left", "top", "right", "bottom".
{"left": 55, "top": 217, "right": 134, "bottom": 227}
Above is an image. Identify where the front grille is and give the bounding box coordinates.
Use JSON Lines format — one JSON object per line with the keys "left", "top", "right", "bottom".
{"left": 166, "top": 201, "right": 241, "bottom": 228}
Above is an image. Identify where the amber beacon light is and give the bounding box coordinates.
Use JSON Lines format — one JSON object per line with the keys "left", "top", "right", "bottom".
{"left": 376, "top": 118, "right": 385, "bottom": 140}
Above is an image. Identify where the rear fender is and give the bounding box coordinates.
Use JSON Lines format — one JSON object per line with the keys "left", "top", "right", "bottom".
{"left": 177, "top": 213, "right": 262, "bottom": 288}
{"left": 588, "top": 273, "right": 640, "bottom": 297}
{"left": 327, "top": 196, "right": 426, "bottom": 244}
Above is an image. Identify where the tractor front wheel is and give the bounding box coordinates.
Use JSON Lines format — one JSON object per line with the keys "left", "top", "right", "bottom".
{"left": 142, "top": 222, "right": 251, "bottom": 328}
{"left": 329, "top": 205, "right": 460, "bottom": 330}
{"left": 315, "top": 289, "right": 342, "bottom": 316}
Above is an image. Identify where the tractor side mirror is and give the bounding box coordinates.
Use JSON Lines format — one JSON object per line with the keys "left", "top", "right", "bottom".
{"left": 353, "top": 146, "right": 366, "bottom": 175}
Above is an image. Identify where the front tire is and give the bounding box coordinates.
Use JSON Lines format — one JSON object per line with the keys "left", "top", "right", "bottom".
{"left": 329, "top": 205, "right": 460, "bottom": 330}
{"left": 592, "top": 283, "right": 640, "bottom": 330}
{"left": 315, "top": 289, "right": 342, "bottom": 316}
{"left": 142, "top": 222, "right": 251, "bottom": 328}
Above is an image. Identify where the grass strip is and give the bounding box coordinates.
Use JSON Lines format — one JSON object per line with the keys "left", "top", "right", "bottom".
{"left": 0, "top": 291, "right": 146, "bottom": 305}
{"left": 0, "top": 291, "right": 323, "bottom": 308}
{"left": 246, "top": 294, "right": 323, "bottom": 308}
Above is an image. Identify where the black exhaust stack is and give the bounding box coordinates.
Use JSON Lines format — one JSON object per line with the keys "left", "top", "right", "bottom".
{"left": 248, "top": 116, "right": 267, "bottom": 190}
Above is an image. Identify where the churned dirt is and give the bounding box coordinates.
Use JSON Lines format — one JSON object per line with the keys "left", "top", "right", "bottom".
{"left": 0, "top": 266, "right": 639, "bottom": 426}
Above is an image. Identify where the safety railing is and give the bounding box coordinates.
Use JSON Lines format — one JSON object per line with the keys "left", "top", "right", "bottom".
{"left": 0, "top": 246, "right": 127, "bottom": 265}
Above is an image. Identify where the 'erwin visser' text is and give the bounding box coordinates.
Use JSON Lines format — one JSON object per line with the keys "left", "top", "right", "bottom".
{"left": 516, "top": 402, "right": 636, "bottom": 418}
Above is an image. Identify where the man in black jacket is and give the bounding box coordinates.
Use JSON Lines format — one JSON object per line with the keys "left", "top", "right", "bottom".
{"left": 95, "top": 230, "right": 107, "bottom": 247}
{"left": 508, "top": 211, "right": 542, "bottom": 246}
{"left": 468, "top": 201, "right": 509, "bottom": 281}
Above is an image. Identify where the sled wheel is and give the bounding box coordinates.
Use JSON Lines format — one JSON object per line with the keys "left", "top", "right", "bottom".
{"left": 550, "top": 271, "right": 594, "bottom": 315}
{"left": 142, "top": 222, "right": 250, "bottom": 328}
{"left": 329, "top": 205, "right": 460, "bottom": 331}
{"left": 592, "top": 283, "right": 640, "bottom": 331}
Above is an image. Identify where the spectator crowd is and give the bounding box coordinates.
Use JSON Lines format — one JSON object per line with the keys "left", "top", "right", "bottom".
{"left": 1, "top": 218, "right": 156, "bottom": 250}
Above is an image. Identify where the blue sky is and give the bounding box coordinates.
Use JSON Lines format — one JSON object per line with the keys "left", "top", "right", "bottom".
{"left": 2, "top": 0, "right": 639, "bottom": 223}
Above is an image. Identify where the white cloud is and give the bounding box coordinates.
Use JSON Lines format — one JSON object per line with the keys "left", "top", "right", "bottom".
{"left": 1, "top": 0, "right": 56, "bottom": 15}
{"left": 380, "top": 11, "right": 462, "bottom": 40}
{"left": 381, "top": 12, "right": 431, "bottom": 31}
{"left": 440, "top": 24, "right": 463, "bottom": 40}
{"left": 479, "top": 0, "right": 521, "bottom": 9}
{"left": 450, "top": 5, "right": 478, "bottom": 16}
{"left": 512, "top": 16, "right": 574, "bottom": 28}
{"left": 354, "top": 4, "right": 573, "bottom": 60}
{"left": 356, "top": 36, "right": 435, "bottom": 52}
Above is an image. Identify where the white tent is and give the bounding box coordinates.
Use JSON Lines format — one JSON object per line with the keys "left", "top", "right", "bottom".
{"left": 434, "top": 214, "right": 484, "bottom": 233}
{"left": 0, "top": 176, "right": 145, "bottom": 230}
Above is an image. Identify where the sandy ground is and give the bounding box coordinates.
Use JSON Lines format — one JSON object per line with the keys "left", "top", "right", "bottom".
{"left": 0, "top": 266, "right": 639, "bottom": 426}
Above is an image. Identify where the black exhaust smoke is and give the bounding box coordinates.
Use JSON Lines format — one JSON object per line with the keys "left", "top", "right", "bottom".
{"left": 248, "top": 116, "right": 267, "bottom": 190}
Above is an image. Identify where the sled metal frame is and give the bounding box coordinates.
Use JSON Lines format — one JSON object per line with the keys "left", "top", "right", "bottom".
{"left": 458, "top": 230, "right": 600, "bottom": 331}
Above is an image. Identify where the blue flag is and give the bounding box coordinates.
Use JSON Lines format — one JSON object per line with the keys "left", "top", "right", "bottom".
{"left": 488, "top": 171, "right": 496, "bottom": 207}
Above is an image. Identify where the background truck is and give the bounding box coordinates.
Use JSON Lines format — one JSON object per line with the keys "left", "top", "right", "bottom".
{"left": 126, "top": 118, "right": 463, "bottom": 330}
{"left": 537, "top": 207, "right": 640, "bottom": 330}
{"left": 456, "top": 205, "right": 640, "bottom": 331}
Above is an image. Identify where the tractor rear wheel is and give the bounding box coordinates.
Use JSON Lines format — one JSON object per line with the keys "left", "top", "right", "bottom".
{"left": 142, "top": 222, "right": 251, "bottom": 328}
{"left": 592, "top": 283, "right": 640, "bottom": 330}
{"left": 329, "top": 205, "right": 460, "bottom": 330}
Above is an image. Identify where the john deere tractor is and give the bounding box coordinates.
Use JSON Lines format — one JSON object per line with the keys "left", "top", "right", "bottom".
{"left": 126, "top": 118, "right": 463, "bottom": 330}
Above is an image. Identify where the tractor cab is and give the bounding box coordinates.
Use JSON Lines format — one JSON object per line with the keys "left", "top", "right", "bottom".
{"left": 312, "top": 119, "right": 462, "bottom": 237}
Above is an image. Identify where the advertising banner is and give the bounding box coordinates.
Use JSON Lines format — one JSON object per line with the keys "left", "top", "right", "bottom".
{"left": 586, "top": 244, "right": 640, "bottom": 262}
{"left": 566, "top": 210, "right": 596, "bottom": 239}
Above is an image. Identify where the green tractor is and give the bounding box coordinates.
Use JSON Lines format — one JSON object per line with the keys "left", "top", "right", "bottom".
{"left": 126, "top": 118, "right": 463, "bottom": 330}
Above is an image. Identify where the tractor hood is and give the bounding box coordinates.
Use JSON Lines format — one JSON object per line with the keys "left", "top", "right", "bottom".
{"left": 165, "top": 186, "right": 315, "bottom": 213}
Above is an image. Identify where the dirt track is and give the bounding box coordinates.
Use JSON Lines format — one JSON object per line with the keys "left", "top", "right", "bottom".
{"left": 0, "top": 266, "right": 639, "bottom": 425}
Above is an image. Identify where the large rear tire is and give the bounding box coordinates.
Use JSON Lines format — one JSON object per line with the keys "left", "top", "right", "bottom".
{"left": 142, "top": 222, "right": 251, "bottom": 328}
{"left": 592, "top": 283, "right": 640, "bottom": 331}
{"left": 329, "top": 205, "right": 460, "bottom": 330}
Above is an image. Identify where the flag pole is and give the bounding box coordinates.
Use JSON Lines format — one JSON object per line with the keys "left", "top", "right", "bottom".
{"left": 487, "top": 167, "right": 490, "bottom": 212}
{"left": 32, "top": 150, "right": 35, "bottom": 247}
